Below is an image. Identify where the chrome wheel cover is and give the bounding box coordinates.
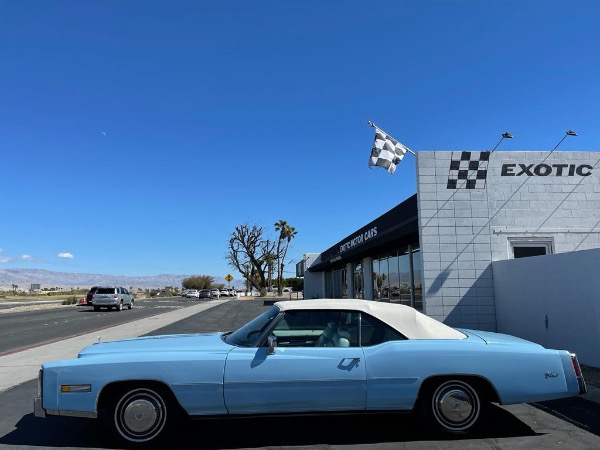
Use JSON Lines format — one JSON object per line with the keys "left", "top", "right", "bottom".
{"left": 114, "top": 388, "right": 167, "bottom": 443}
{"left": 431, "top": 380, "right": 480, "bottom": 431}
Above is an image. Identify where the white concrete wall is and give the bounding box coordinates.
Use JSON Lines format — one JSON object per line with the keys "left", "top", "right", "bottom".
{"left": 416, "top": 151, "right": 600, "bottom": 331}
{"left": 303, "top": 253, "right": 325, "bottom": 299}
{"left": 492, "top": 249, "right": 600, "bottom": 368}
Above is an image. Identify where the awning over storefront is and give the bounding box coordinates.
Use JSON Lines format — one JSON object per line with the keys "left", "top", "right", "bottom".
{"left": 308, "top": 194, "right": 418, "bottom": 272}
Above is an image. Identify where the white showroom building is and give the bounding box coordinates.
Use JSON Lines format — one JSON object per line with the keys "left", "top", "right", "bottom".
{"left": 300, "top": 150, "right": 600, "bottom": 366}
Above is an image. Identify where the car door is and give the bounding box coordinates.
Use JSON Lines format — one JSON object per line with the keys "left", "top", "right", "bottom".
{"left": 122, "top": 287, "right": 132, "bottom": 305}
{"left": 223, "top": 310, "right": 366, "bottom": 414}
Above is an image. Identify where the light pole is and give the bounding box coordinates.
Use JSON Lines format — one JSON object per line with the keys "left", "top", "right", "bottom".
{"left": 553, "top": 130, "right": 577, "bottom": 151}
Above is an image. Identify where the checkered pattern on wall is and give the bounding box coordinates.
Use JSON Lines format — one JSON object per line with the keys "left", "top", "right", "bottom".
{"left": 447, "top": 151, "right": 491, "bottom": 189}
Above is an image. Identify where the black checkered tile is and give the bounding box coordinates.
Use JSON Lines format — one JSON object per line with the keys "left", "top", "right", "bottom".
{"left": 447, "top": 151, "right": 490, "bottom": 189}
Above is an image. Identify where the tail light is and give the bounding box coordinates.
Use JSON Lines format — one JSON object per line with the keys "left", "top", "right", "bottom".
{"left": 570, "top": 353, "right": 587, "bottom": 395}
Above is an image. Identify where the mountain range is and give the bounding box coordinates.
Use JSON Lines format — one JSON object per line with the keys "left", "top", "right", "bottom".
{"left": 0, "top": 268, "right": 243, "bottom": 291}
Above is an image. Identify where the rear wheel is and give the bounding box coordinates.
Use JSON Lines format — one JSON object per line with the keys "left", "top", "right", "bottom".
{"left": 419, "top": 379, "right": 485, "bottom": 437}
{"left": 116, "top": 302, "right": 123, "bottom": 311}
{"left": 110, "top": 386, "right": 177, "bottom": 447}
{"left": 128, "top": 299, "right": 134, "bottom": 310}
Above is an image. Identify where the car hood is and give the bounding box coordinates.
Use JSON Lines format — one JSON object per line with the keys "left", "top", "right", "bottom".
{"left": 77, "top": 332, "right": 231, "bottom": 358}
{"left": 459, "top": 328, "right": 545, "bottom": 349}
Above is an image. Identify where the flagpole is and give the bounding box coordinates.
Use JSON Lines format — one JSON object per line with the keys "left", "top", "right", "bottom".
{"left": 367, "top": 121, "right": 416, "bottom": 155}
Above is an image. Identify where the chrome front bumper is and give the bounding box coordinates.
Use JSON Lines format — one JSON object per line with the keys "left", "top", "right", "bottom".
{"left": 34, "top": 395, "right": 46, "bottom": 418}
{"left": 33, "top": 396, "right": 97, "bottom": 419}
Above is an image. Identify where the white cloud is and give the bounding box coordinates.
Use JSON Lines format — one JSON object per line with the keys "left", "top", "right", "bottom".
{"left": 0, "top": 257, "right": 10, "bottom": 263}
{"left": 58, "top": 252, "right": 75, "bottom": 259}
{"left": 21, "top": 255, "right": 33, "bottom": 260}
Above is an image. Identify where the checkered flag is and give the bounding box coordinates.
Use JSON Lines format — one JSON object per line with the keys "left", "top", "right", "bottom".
{"left": 368, "top": 129, "right": 412, "bottom": 174}
{"left": 447, "top": 151, "right": 490, "bottom": 189}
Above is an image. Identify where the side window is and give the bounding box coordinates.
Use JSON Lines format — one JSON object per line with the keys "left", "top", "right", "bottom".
{"left": 271, "top": 310, "right": 358, "bottom": 348}
{"left": 360, "top": 313, "right": 406, "bottom": 346}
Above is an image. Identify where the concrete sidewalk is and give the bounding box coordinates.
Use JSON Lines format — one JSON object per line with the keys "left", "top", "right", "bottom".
{"left": 0, "top": 299, "right": 229, "bottom": 392}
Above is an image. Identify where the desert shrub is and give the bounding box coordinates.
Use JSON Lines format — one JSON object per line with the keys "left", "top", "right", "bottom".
{"left": 62, "top": 296, "right": 80, "bottom": 305}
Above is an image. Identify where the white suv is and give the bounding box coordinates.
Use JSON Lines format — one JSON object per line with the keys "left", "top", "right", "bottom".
{"left": 92, "top": 286, "right": 134, "bottom": 311}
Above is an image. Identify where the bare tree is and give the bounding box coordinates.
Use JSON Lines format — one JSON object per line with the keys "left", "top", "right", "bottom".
{"left": 226, "top": 223, "right": 277, "bottom": 293}
{"left": 274, "top": 220, "right": 298, "bottom": 296}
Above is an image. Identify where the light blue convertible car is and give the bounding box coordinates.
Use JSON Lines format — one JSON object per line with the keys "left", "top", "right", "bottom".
{"left": 34, "top": 299, "right": 587, "bottom": 447}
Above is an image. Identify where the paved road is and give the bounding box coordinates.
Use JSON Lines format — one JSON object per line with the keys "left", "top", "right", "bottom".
{"left": 0, "top": 299, "right": 599, "bottom": 450}
{"left": 0, "top": 297, "right": 202, "bottom": 355}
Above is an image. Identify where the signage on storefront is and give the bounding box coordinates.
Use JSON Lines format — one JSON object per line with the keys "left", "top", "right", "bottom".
{"left": 501, "top": 163, "right": 592, "bottom": 177}
{"left": 339, "top": 227, "right": 377, "bottom": 253}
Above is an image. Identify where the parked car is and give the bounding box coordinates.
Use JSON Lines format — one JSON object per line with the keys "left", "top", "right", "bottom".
{"left": 85, "top": 286, "right": 98, "bottom": 305}
{"left": 91, "top": 286, "right": 134, "bottom": 311}
{"left": 210, "top": 288, "right": 220, "bottom": 299}
{"left": 220, "top": 289, "right": 230, "bottom": 297}
{"left": 181, "top": 289, "right": 188, "bottom": 297}
{"left": 199, "top": 289, "right": 212, "bottom": 299}
{"left": 283, "top": 287, "right": 292, "bottom": 293}
{"left": 34, "top": 299, "right": 587, "bottom": 447}
{"left": 185, "top": 289, "right": 200, "bottom": 299}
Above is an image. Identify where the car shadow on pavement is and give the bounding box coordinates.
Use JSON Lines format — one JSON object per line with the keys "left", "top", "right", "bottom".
{"left": 1, "top": 405, "right": 537, "bottom": 449}
{"left": 534, "top": 396, "right": 600, "bottom": 436}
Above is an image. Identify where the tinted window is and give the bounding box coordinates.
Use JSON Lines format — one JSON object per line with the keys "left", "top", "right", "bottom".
{"left": 96, "top": 287, "right": 116, "bottom": 294}
{"left": 360, "top": 313, "right": 406, "bottom": 346}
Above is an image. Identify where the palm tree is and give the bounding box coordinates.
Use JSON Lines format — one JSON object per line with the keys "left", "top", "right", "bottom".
{"left": 274, "top": 220, "right": 298, "bottom": 296}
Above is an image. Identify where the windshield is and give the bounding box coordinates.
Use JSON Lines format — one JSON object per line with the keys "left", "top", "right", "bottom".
{"left": 225, "top": 305, "right": 281, "bottom": 347}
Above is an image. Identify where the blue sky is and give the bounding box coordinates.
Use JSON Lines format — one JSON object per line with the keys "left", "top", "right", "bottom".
{"left": 1, "top": 0, "right": 599, "bottom": 280}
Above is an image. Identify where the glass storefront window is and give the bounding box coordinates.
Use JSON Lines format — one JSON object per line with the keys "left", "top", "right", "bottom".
{"left": 332, "top": 268, "right": 347, "bottom": 299}
{"left": 388, "top": 252, "right": 400, "bottom": 303}
{"left": 353, "top": 263, "right": 363, "bottom": 299}
{"left": 399, "top": 248, "right": 411, "bottom": 307}
{"left": 412, "top": 247, "right": 423, "bottom": 311}
{"left": 377, "top": 257, "right": 389, "bottom": 301}
{"left": 331, "top": 244, "right": 422, "bottom": 310}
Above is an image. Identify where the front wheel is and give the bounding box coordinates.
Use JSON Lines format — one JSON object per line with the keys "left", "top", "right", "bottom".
{"left": 419, "top": 379, "right": 485, "bottom": 437}
{"left": 111, "top": 386, "right": 176, "bottom": 447}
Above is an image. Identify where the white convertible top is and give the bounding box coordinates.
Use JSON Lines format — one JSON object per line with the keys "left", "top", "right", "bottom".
{"left": 275, "top": 299, "right": 466, "bottom": 340}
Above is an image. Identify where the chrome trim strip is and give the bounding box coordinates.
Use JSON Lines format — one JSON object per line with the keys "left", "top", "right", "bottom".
{"left": 225, "top": 378, "right": 364, "bottom": 385}
{"left": 172, "top": 381, "right": 223, "bottom": 387}
{"left": 366, "top": 376, "right": 420, "bottom": 382}
{"left": 58, "top": 410, "right": 97, "bottom": 419}
{"left": 35, "top": 396, "right": 97, "bottom": 419}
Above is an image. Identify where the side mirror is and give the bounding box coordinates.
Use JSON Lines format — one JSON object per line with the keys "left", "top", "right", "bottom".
{"left": 267, "top": 335, "right": 278, "bottom": 354}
